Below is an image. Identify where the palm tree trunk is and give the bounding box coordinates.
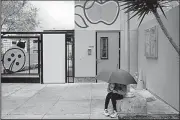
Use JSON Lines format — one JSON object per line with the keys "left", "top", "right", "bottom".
{"left": 152, "top": 10, "right": 180, "bottom": 56}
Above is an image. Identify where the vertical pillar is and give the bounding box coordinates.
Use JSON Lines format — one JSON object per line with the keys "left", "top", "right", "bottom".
{"left": 127, "top": 8, "right": 131, "bottom": 92}
{"left": 127, "top": 11, "right": 130, "bottom": 73}
{"left": 0, "top": 0, "right": 2, "bottom": 114}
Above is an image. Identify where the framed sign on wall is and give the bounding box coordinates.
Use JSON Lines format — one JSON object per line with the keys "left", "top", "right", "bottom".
{"left": 144, "top": 26, "right": 158, "bottom": 59}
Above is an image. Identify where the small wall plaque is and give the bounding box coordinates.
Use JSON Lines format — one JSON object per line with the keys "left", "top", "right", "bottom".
{"left": 144, "top": 26, "right": 158, "bottom": 59}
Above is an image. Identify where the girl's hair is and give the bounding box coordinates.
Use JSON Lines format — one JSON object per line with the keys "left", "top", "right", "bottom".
{"left": 107, "top": 83, "right": 115, "bottom": 91}
{"left": 109, "top": 83, "right": 115, "bottom": 86}
{"left": 114, "top": 83, "right": 127, "bottom": 91}
{"left": 108, "top": 83, "right": 127, "bottom": 92}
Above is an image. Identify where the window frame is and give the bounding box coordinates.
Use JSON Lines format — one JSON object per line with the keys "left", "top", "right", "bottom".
{"left": 100, "top": 37, "right": 108, "bottom": 60}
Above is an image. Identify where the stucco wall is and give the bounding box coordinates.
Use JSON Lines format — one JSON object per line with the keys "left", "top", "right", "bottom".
{"left": 75, "top": 30, "right": 96, "bottom": 77}
{"left": 74, "top": 1, "right": 136, "bottom": 77}
{"left": 129, "top": 30, "right": 138, "bottom": 75}
{"left": 75, "top": 1, "right": 123, "bottom": 77}
{"left": 119, "top": 2, "right": 135, "bottom": 73}
{"left": 137, "top": 6, "right": 179, "bottom": 111}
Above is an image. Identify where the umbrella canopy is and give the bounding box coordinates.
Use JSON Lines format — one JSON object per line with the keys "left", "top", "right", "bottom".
{"left": 96, "top": 69, "right": 137, "bottom": 85}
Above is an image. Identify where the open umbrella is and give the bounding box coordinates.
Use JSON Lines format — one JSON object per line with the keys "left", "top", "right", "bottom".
{"left": 96, "top": 69, "right": 137, "bottom": 85}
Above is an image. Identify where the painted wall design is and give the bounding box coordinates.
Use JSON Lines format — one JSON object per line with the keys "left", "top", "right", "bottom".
{"left": 1, "top": 40, "right": 39, "bottom": 74}
{"left": 75, "top": 0, "right": 120, "bottom": 29}
{"left": 2, "top": 46, "right": 26, "bottom": 73}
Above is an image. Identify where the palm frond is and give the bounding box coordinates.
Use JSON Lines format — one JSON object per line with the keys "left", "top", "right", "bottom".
{"left": 138, "top": 11, "right": 149, "bottom": 27}
{"left": 121, "top": 3, "right": 135, "bottom": 10}
{"left": 118, "top": 0, "right": 170, "bottom": 27}
{"left": 125, "top": 2, "right": 145, "bottom": 13}
{"left": 137, "top": 9, "right": 147, "bottom": 20}
{"left": 120, "top": 1, "right": 135, "bottom": 7}
{"left": 158, "top": 4, "right": 167, "bottom": 19}
{"left": 127, "top": 9, "right": 145, "bottom": 21}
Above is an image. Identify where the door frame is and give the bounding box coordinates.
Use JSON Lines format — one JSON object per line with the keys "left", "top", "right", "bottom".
{"left": 95, "top": 30, "right": 121, "bottom": 82}
{"left": 41, "top": 30, "right": 75, "bottom": 84}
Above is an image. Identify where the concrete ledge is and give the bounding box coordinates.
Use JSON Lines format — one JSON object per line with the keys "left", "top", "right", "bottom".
{"left": 1, "top": 77, "right": 40, "bottom": 83}
{"left": 118, "top": 114, "right": 180, "bottom": 119}
{"left": 116, "top": 93, "right": 147, "bottom": 114}
{"left": 74, "top": 77, "right": 96, "bottom": 83}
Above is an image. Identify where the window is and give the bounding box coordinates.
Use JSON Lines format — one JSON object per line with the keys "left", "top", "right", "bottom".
{"left": 12, "top": 41, "right": 16, "bottom": 44}
{"left": 100, "top": 37, "right": 108, "bottom": 59}
{"left": 33, "top": 40, "right": 38, "bottom": 43}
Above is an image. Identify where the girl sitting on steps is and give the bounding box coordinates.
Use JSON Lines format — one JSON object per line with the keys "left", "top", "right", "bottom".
{"left": 103, "top": 83, "right": 127, "bottom": 118}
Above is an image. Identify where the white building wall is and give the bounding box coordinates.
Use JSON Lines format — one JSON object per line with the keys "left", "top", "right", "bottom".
{"left": 137, "top": 6, "right": 179, "bottom": 111}
{"left": 75, "top": 1, "right": 123, "bottom": 77}
{"left": 118, "top": 2, "right": 179, "bottom": 111}
{"left": 75, "top": 30, "right": 96, "bottom": 77}
{"left": 129, "top": 30, "right": 138, "bottom": 75}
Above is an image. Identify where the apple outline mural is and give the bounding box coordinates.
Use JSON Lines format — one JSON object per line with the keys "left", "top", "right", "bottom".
{"left": 83, "top": 0, "right": 120, "bottom": 25}
{"left": 2, "top": 41, "right": 26, "bottom": 73}
{"left": 75, "top": 13, "right": 89, "bottom": 28}
{"left": 75, "top": 0, "right": 120, "bottom": 28}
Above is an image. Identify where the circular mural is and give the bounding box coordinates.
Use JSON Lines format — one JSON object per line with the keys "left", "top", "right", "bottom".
{"left": 2, "top": 48, "right": 26, "bottom": 73}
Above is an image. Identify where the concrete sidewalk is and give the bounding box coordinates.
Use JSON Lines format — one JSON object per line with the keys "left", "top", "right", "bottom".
{"left": 1, "top": 83, "right": 179, "bottom": 119}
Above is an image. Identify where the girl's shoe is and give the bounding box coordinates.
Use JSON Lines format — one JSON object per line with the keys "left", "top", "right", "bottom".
{"left": 110, "top": 110, "right": 117, "bottom": 118}
{"left": 103, "top": 109, "right": 110, "bottom": 116}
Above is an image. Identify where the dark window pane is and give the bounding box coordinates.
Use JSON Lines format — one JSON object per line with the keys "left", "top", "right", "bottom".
{"left": 12, "top": 41, "right": 16, "bottom": 44}
{"left": 100, "top": 37, "right": 108, "bottom": 59}
{"left": 33, "top": 40, "right": 38, "bottom": 43}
